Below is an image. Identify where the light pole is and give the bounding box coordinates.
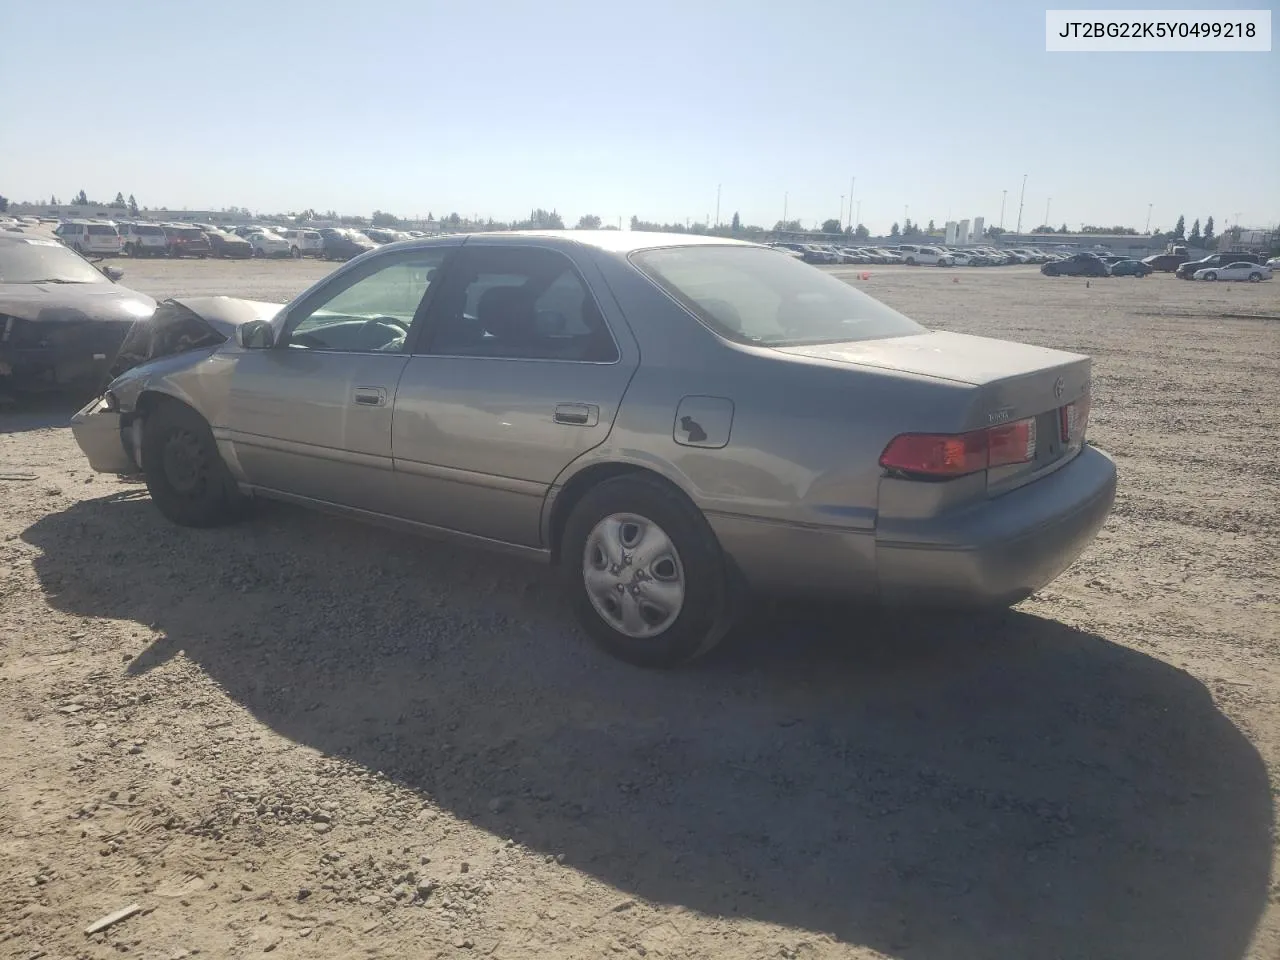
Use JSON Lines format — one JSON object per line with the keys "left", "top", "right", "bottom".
{"left": 1044, "top": 197, "right": 1052, "bottom": 227}
{"left": 715, "top": 183, "right": 721, "bottom": 227}
{"left": 1000, "top": 189, "right": 1007, "bottom": 228}
{"left": 1145, "top": 203, "right": 1153, "bottom": 233}
{"left": 855, "top": 200, "right": 861, "bottom": 231}
{"left": 1015, "top": 174, "right": 1027, "bottom": 234}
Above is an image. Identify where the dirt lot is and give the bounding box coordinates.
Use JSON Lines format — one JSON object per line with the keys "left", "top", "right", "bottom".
{"left": 2, "top": 260, "right": 1277, "bottom": 960}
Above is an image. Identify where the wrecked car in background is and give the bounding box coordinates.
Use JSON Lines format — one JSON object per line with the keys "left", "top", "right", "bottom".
{"left": 0, "top": 233, "right": 155, "bottom": 398}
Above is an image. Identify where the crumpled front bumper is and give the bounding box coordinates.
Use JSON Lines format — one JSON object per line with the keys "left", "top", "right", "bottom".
{"left": 70, "top": 396, "right": 140, "bottom": 474}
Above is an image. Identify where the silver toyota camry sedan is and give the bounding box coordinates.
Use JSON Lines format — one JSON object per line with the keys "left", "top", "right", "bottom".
{"left": 71, "top": 231, "right": 1116, "bottom": 667}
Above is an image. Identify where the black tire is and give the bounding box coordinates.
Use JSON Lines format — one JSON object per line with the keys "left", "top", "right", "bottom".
{"left": 905, "top": 256, "right": 917, "bottom": 266}
{"left": 1204, "top": 272, "right": 1216, "bottom": 281}
{"left": 561, "top": 474, "right": 734, "bottom": 668}
{"left": 1249, "top": 273, "right": 1261, "bottom": 282}
{"left": 140, "top": 401, "right": 246, "bottom": 528}
{"left": 291, "top": 246, "right": 301, "bottom": 259}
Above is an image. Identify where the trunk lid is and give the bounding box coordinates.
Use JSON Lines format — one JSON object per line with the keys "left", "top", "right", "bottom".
{"left": 776, "top": 331, "right": 1093, "bottom": 493}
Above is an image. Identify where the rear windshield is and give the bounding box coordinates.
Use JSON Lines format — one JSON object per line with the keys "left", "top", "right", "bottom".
{"left": 631, "top": 245, "right": 925, "bottom": 348}
{"left": 175, "top": 228, "right": 204, "bottom": 238}
{"left": 87, "top": 225, "right": 118, "bottom": 235}
{"left": 135, "top": 225, "right": 164, "bottom": 236}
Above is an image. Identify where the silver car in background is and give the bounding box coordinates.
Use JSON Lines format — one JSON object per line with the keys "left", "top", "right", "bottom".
{"left": 71, "top": 232, "right": 1116, "bottom": 667}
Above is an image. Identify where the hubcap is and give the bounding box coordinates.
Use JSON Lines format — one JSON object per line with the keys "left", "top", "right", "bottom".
{"left": 162, "top": 429, "right": 206, "bottom": 495}
{"left": 583, "top": 513, "right": 685, "bottom": 639}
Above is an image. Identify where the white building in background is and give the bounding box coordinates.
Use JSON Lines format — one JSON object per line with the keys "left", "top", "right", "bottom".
{"left": 972, "top": 217, "right": 984, "bottom": 241}
{"left": 956, "top": 219, "right": 971, "bottom": 245}
{"left": 944, "top": 221, "right": 958, "bottom": 244}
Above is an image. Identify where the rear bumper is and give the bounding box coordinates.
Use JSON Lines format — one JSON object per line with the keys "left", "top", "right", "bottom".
{"left": 709, "top": 445, "right": 1116, "bottom": 606}
{"left": 70, "top": 397, "right": 138, "bottom": 474}
{"left": 876, "top": 445, "right": 1117, "bottom": 606}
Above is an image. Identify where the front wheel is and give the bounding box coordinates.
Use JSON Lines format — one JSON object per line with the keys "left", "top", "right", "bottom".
{"left": 905, "top": 256, "right": 917, "bottom": 266}
{"left": 561, "top": 475, "right": 734, "bottom": 668}
{"left": 140, "top": 401, "right": 246, "bottom": 528}
{"left": 1204, "top": 272, "right": 1217, "bottom": 281}
{"left": 1249, "top": 273, "right": 1262, "bottom": 282}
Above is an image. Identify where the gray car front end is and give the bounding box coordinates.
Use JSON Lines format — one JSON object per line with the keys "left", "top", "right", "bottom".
{"left": 71, "top": 232, "right": 1116, "bottom": 664}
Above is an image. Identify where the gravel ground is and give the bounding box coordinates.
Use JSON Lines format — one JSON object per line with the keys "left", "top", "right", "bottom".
{"left": 1, "top": 260, "right": 1277, "bottom": 960}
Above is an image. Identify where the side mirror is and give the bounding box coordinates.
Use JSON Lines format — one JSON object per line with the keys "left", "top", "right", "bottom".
{"left": 236, "top": 319, "right": 275, "bottom": 349}
{"left": 102, "top": 265, "right": 125, "bottom": 281}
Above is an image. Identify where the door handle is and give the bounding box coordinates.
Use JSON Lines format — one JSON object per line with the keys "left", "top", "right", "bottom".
{"left": 353, "top": 386, "right": 388, "bottom": 407}
{"left": 554, "top": 403, "right": 599, "bottom": 426}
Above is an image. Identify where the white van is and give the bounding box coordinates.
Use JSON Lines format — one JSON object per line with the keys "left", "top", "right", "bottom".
{"left": 120, "top": 222, "right": 170, "bottom": 257}
{"left": 895, "top": 244, "right": 951, "bottom": 266}
{"left": 54, "top": 220, "right": 123, "bottom": 255}
{"left": 280, "top": 229, "right": 324, "bottom": 257}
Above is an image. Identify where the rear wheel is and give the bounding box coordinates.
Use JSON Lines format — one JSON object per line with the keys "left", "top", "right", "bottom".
{"left": 140, "top": 401, "right": 246, "bottom": 528}
{"left": 905, "top": 256, "right": 917, "bottom": 266}
{"left": 561, "top": 475, "right": 734, "bottom": 668}
{"left": 290, "top": 246, "right": 301, "bottom": 258}
{"left": 1249, "top": 272, "right": 1262, "bottom": 282}
{"left": 1204, "top": 272, "right": 1217, "bottom": 281}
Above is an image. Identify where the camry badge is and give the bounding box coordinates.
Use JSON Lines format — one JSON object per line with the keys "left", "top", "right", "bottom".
{"left": 1053, "top": 376, "right": 1065, "bottom": 399}
{"left": 987, "top": 407, "right": 1013, "bottom": 425}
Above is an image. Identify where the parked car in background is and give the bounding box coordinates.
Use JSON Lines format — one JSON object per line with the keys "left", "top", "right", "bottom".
{"left": 1176, "top": 252, "right": 1264, "bottom": 279}
{"left": 872, "top": 248, "right": 905, "bottom": 264}
{"left": 946, "top": 250, "right": 983, "bottom": 266}
{"left": 365, "top": 227, "right": 413, "bottom": 245}
{"left": 247, "top": 231, "right": 292, "bottom": 258}
{"left": 0, "top": 234, "right": 154, "bottom": 398}
{"left": 1265, "top": 256, "right": 1280, "bottom": 270}
{"left": 0, "top": 217, "right": 19, "bottom": 229}
{"left": 896, "top": 244, "right": 951, "bottom": 266}
{"left": 1041, "top": 253, "right": 1110, "bottom": 277}
{"left": 766, "top": 243, "right": 804, "bottom": 260}
{"left": 1108, "top": 259, "right": 1153, "bottom": 277}
{"left": 204, "top": 229, "right": 253, "bottom": 259}
{"left": 1192, "top": 261, "right": 1272, "bottom": 282}
{"left": 161, "top": 225, "right": 212, "bottom": 258}
{"left": 318, "top": 227, "right": 378, "bottom": 261}
{"left": 281, "top": 229, "right": 324, "bottom": 258}
{"left": 1142, "top": 252, "right": 1188, "bottom": 272}
{"left": 121, "top": 223, "right": 170, "bottom": 257}
{"left": 54, "top": 221, "right": 123, "bottom": 256}
{"left": 68, "top": 232, "right": 1113, "bottom": 668}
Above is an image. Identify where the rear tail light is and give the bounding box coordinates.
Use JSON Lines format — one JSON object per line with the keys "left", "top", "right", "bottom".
{"left": 880, "top": 417, "right": 1038, "bottom": 479}
{"left": 1060, "top": 392, "right": 1090, "bottom": 446}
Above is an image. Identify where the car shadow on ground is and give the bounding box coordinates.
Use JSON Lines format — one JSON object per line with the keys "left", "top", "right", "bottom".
{"left": 0, "top": 391, "right": 86, "bottom": 434}
{"left": 22, "top": 494, "right": 1273, "bottom": 960}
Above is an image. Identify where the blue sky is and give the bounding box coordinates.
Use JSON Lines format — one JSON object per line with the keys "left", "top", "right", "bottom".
{"left": 2, "top": 0, "right": 1276, "bottom": 232}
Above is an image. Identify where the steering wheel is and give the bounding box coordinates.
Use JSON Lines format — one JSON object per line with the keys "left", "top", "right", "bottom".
{"left": 364, "top": 315, "right": 409, "bottom": 332}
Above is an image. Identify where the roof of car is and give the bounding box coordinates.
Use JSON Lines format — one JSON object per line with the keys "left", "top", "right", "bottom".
{"left": 398, "top": 230, "right": 759, "bottom": 255}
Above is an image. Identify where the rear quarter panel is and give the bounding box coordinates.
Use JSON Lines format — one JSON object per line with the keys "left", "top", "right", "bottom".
{"left": 552, "top": 249, "right": 980, "bottom": 591}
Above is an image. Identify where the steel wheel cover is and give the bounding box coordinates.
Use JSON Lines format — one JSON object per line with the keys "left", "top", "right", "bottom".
{"left": 582, "top": 513, "right": 686, "bottom": 639}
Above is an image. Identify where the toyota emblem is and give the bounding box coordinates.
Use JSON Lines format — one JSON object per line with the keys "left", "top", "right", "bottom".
{"left": 1053, "top": 377, "right": 1065, "bottom": 399}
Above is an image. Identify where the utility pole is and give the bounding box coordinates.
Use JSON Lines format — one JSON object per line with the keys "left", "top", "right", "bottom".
{"left": 855, "top": 200, "right": 861, "bottom": 230}
{"left": 1045, "top": 197, "right": 1052, "bottom": 227}
{"left": 714, "top": 183, "right": 721, "bottom": 227}
{"left": 1145, "top": 203, "right": 1153, "bottom": 233}
{"left": 1000, "top": 189, "right": 1007, "bottom": 228}
{"left": 1015, "top": 174, "right": 1027, "bottom": 234}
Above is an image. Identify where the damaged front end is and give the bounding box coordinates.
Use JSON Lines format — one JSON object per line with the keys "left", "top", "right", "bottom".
{"left": 71, "top": 300, "right": 230, "bottom": 475}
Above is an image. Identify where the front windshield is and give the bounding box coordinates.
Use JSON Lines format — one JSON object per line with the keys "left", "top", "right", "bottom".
{"left": 0, "top": 239, "right": 109, "bottom": 284}
{"left": 631, "top": 245, "right": 926, "bottom": 347}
